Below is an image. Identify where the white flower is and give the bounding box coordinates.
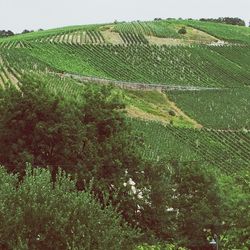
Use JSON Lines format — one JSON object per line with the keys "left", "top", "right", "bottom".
{"left": 128, "top": 178, "right": 135, "bottom": 186}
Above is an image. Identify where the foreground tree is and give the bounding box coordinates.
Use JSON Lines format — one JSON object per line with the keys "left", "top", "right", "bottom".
{"left": 139, "top": 161, "right": 223, "bottom": 249}
{"left": 0, "top": 166, "right": 138, "bottom": 250}
{"left": 219, "top": 170, "right": 250, "bottom": 249}
{"left": 0, "top": 82, "right": 84, "bottom": 174}
{"left": 170, "top": 163, "right": 222, "bottom": 249}
{"left": 0, "top": 79, "right": 146, "bottom": 233}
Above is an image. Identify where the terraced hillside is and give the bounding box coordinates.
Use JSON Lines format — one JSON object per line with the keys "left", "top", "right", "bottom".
{"left": 0, "top": 19, "right": 250, "bottom": 174}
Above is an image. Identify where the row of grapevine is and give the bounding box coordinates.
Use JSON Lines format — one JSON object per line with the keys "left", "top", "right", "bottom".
{"left": 119, "top": 32, "right": 148, "bottom": 45}
{"left": 0, "top": 50, "right": 85, "bottom": 101}
{"left": 31, "top": 28, "right": 106, "bottom": 45}
{"left": 114, "top": 21, "right": 153, "bottom": 35}
{"left": 132, "top": 119, "right": 250, "bottom": 173}
{"left": 23, "top": 43, "right": 112, "bottom": 78}
{"left": 86, "top": 31, "right": 105, "bottom": 44}
{"left": 24, "top": 71, "right": 86, "bottom": 103}
{"left": 143, "top": 20, "right": 182, "bottom": 38}
{"left": 23, "top": 43, "right": 250, "bottom": 88}
{"left": 167, "top": 125, "right": 250, "bottom": 173}
{"left": 0, "top": 41, "right": 31, "bottom": 49}
{"left": 208, "top": 45, "right": 250, "bottom": 71}
{"left": 113, "top": 21, "right": 183, "bottom": 38}
{"left": 168, "top": 87, "right": 250, "bottom": 129}
{"left": 0, "top": 57, "right": 21, "bottom": 89}
{"left": 131, "top": 119, "right": 202, "bottom": 162}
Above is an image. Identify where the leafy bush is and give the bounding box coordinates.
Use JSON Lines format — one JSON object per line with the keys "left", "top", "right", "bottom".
{"left": 168, "top": 110, "right": 176, "bottom": 117}
{"left": 0, "top": 166, "right": 139, "bottom": 250}
{"left": 178, "top": 27, "right": 187, "bottom": 35}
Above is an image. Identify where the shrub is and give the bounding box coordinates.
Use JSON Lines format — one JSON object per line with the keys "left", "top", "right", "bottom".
{"left": 0, "top": 166, "right": 139, "bottom": 250}
{"left": 168, "top": 110, "right": 176, "bottom": 117}
{"left": 178, "top": 27, "right": 187, "bottom": 35}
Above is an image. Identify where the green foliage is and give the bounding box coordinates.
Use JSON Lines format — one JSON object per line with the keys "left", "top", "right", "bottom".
{"left": 138, "top": 161, "right": 222, "bottom": 248}
{"left": 200, "top": 17, "right": 246, "bottom": 26}
{"left": 169, "top": 163, "right": 222, "bottom": 248}
{"left": 0, "top": 79, "right": 147, "bottom": 237}
{"left": 1, "top": 18, "right": 250, "bottom": 249}
{"left": 0, "top": 166, "right": 138, "bottom": 250}
{"left": 218, "top": 170, "right": 250, "bottom": 249}
{"left": 178, "top": 27, "right": 187, "bottom": 35}
{"left": 0, "top": 80, "right": 84, "bottom": 174}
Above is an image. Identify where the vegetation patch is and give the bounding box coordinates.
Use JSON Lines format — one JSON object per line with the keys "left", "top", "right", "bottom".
{"left": 125, "top": 90, "right": 200, "bottom": 128}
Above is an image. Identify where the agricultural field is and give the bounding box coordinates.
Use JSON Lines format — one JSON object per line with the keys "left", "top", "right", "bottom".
{"left": 132, "top": 119, "right": 250, "bottom": 174}
{"left": 12, "top": 43, "right": 250, "bottom": 88}
{"left": 0, "top": 19, "right": 250, "bottom": 173}
{"left": 168, "top": 87, "right": 250, "bottom": 129}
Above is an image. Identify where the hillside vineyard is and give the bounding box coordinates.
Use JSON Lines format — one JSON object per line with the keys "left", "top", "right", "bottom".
{"left": 0, "top": 19, "right": 249, "bottom": 173}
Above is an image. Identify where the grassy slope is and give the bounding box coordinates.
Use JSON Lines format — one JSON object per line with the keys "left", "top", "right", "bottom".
{"left": 125, "top": 90, "right": 200, "bottom": 128}
{"left": 183, "top": 20, "right": 250, "bottom": 44}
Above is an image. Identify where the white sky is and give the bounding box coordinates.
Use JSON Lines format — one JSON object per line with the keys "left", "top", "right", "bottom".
{"left": 1, "top": 0, "right": 250, "bottom": 33}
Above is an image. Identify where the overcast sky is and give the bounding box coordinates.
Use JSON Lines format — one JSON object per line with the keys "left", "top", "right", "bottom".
{"left": 1, "top": 0, "right": 250, "bottom": 33}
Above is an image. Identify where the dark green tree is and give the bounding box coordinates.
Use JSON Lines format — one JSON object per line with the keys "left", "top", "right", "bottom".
{"left": 170, "top": 163, "right": 222, "bottom": 249}
{"left": 219, "top": 170, "right": 250, "bottom": 249}
{"left": 0, "top": 81, "right": 84, "bottom": 175}
{"left": 0, "top": 79, "right": 147, "bottom": 233}
{"left": 139, "top": 161, "right": 223, "bottom": 248}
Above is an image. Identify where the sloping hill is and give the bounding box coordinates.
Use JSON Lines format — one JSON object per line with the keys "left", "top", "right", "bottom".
{"left": 0, "top": 19, "right": 250, "bottom": 173}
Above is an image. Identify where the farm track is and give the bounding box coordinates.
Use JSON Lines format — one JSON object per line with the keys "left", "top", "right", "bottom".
{"left": 61, "top": 73, "right": 223, "bottom": 92}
